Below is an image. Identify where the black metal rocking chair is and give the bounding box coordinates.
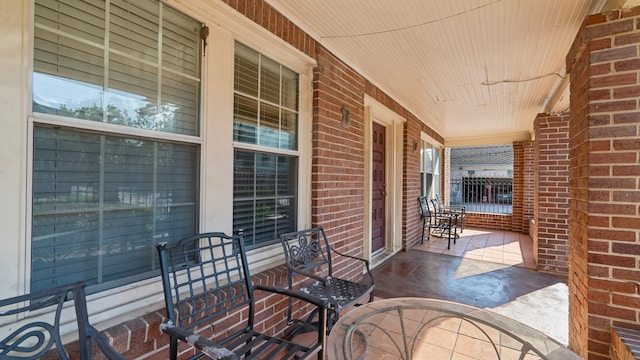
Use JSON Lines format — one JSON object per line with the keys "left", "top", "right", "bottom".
{"left": 0, "top": 282, "right": 126, "bottom": 360}
{"left": 280, "top": 227, "right": 375, "bottom": 333}
{"left": 156, "top": 231, "right": 327, "bottom": 360}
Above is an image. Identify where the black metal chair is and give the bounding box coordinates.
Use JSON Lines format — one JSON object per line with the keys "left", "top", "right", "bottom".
{"left": 433, "top": 193, "right": 466, "bottom": 232}
{"left": 0, "top": 282, "right": 126, "bottom": 360}
{"left": 418, "top": 196, "right": 458, "bottom": 249}
{"left": 156, "top": 231, "right": 327, "bottom": 360}
{"left": 280, "top": 227, "right": 375, "bottom": 333}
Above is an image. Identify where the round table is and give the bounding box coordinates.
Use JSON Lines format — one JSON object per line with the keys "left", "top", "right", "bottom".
{"left": 326, "top": 297, "right": 582, "bottom": 360}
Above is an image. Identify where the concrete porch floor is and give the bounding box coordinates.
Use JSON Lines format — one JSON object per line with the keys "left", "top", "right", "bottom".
{"left": 370, "top": 228, "right": 570, "bottom": 346}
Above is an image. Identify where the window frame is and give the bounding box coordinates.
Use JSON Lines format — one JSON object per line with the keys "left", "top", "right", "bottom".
{"left": 27, "top": 0, "right": 204, "bottom": 295}
{"left": 232, "top": 41, "right": 301, "bottom": 249}
{"left": 223, "top": 36, "right": 314, "bottom": 271}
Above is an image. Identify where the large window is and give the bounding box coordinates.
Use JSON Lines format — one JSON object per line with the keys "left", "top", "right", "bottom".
{"left": 31, "top": 0, "right": 202, "bottom": 293}
{"left": 232, "top": 42, "right": 298, "bottom": 248}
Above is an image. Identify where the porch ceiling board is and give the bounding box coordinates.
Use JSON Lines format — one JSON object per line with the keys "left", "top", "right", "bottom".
{"left": 265, "top": 0, "right": 638, "bottom": 146}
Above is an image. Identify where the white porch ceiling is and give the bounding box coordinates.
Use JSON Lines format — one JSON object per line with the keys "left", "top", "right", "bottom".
{"left": 265, "top": 0, "right": 640, "bottom": 146}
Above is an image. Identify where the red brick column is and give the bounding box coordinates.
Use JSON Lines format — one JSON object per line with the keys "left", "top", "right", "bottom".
{"left": 522, "top": 140, "right": 536, "bottom": 235}
{"left": 533, "top": 112, "right": 570, "bottom": 275}
{"left": 512, "top": 142, "right": 525, "bottom": 234}
{"left": 567, "top": 7, "right": 640, "bottom": 360}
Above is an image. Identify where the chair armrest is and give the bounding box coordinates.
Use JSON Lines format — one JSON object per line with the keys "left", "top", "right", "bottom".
{"left": 445, "top": 205, "right": 466, "bottom": 213}
{"left": 160, "top": 321, "right": 239, "bottom": 360}
{"left": 85, "top": 325, "right": 128, "bottom": 360}
{"left": 254, "top": 284, "right": 329, "bottom": 309}
{"left": 328, "top": 248, "right": 375, "bottom": 284}
{"left": 253, "top": 285, "right": 329, "bottom": 342}
{"left": 285, "top": 267, "right": 330, "bottom": 286}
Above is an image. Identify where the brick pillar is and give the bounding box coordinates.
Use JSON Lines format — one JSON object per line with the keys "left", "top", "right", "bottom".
{"left": 443, "top": 147, "right": 451, "bottom": 205}
{"left": 533, "top": 112, "right": 570, "bottom": 276}
{"left": 566, "top": 7, "right": 640, "bottom": 360}
{"left": 522, "top": 140, "right": 535, "bottom": 238}
{"left": 512, "top": 142, "right": 525, "bottom": 234}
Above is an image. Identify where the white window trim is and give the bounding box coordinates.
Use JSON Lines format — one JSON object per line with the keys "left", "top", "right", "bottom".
{"left": 421, "top": 132, "right": 444, "bottom": 199}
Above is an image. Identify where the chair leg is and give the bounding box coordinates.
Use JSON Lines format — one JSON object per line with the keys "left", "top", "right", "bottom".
{"left": 169, "top": 337, "right": 178, "bottom": 360}
{"left": 421, "top": 217, "right": 425, "bottom": 244}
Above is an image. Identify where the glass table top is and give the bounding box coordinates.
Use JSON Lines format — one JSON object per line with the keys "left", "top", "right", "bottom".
{"left": 326, "top": 297, "right": 583, "bottom": 360}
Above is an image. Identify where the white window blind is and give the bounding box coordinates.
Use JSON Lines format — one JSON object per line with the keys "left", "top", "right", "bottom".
{"left": 32, "top": 127, "right": 198, "bottom": 293}
{"left": 33, "top": 0, "right": 201, "bottom": 136}
{"left": 232, "top": 42, "right": 299, "bottom": 248}
{"left": 31, "top": 0, "right": 201, "bottom": 294}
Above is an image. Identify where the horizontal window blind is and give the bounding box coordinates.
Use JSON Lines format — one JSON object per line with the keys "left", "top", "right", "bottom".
{"left": 233, "top": 150, "right": 297, "bottom": 248}
{"left": 33, "top": 0, "right": 201, "bottom": 136}
{"left": 32, "top": 126, "right": 198, "bottom": 293}
{"left": 233, "top": 42, "right": 298, "bottom": 151}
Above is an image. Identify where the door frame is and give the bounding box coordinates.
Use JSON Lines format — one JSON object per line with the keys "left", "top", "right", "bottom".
{"left": 363, "top": 95, "right": 404, "bottom": 266}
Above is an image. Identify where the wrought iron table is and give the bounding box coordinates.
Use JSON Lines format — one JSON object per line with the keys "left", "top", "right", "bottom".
{"left": 327, "top": 297, "right": 583, "bottom": 360}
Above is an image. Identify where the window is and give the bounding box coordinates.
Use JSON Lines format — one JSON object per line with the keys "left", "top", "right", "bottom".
{"left": 232, "top": 42, "right": 298, "bottom": 248}
{"left": 420, "top": 140, "right": 440, "bottom": 199}
{"left": 449, "top": 145, "right": 514, "bottom": 214}
{"left": 31, "top": 0, "right": 202, "bottom": 293}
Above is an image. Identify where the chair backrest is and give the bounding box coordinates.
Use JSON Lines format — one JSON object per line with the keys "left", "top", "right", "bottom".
{"left": 434, "top": 193, "right": 443, "bottom": 205}
{"left": 418, "top": 196, "right": 431, "bottom": 218}
{"left": 0, "top": 282, "right": 116, "bottom": 360}
{"left": 156, "top": 232, "right": 254, "bottom": 333}
{"left": 280, "top": 227, "right": 333, "bottom": 279}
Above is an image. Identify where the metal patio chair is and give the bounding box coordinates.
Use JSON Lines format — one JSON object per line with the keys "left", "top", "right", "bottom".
{"left": 156, "top": 231, "right": 327, "bottom": 360}
{"left": 0, "top": 282, "right": 126, "bottom": 360}
{"left": 418, "top": 196, "right": 458, "bottom": 249}
{"left": 433, "top": 193, "right": 466, "bottom": 232}
{"left": 280, "top": 227, "right": 375, "bottom": 333}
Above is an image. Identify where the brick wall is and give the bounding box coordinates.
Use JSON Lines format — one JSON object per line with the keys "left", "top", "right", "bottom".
{"left": 567, "top": 7, "right": 640, "bottom": 360}
{"left": 402, "top": 117, "right": 424, "bottom": 248}
{"left": 54, "top": 265, "right": 304, "bottom": 359}
{"left": 534, "top": 112, "right": 570, "bottom": 275}
{"left": 464, "top": 212, "right": 513, "bottom": 231}
{"left": 312, "top": 45, "right": 369, "bottom": 279}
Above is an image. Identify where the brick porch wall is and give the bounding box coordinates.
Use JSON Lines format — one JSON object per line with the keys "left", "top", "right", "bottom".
{"left": 55, "top": 266, "right": 299, "bottom": 359}
{"left": 534, "top": 112, "right": 570, "bottom": 275}
{"left": 311, "top": 44, "right": 368, "bottom": 281}
{"left": 567, "top": 6, "right": 640, "bottom": 360}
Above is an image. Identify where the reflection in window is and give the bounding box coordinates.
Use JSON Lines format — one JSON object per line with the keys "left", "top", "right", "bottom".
{"left": 233, "top": 42, "right": 299, "bottom": 248}
{"left": 233, "top": 151, "right": 297, "bottom": 248}
{"left": 32, "top": 126, "right": 197, "bottom": 293}
{"left": 33, "top": 0, "right": 201, "bottom": 136}
{"left": 233, "top": 42, "right": 298, "bottom": 150}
